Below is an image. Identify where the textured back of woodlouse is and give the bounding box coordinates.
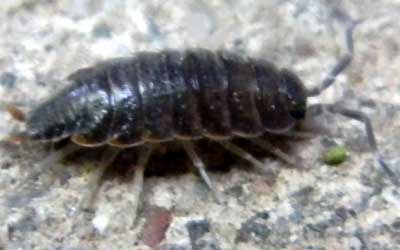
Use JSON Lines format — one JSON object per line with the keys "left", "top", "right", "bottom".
{"left": 25, "top": 49, "right": 308, "bottom": 147}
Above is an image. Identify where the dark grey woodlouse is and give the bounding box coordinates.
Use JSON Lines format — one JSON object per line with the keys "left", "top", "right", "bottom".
{"left": 18, "top": 49, "right": 308, "bottom": 146}
{"left": 1, "top": 20, "right": 397, "bottom": 210}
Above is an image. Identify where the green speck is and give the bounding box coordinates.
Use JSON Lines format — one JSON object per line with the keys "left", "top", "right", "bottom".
{"left": 323, "top": 146, "right": 349, "bottom": 166}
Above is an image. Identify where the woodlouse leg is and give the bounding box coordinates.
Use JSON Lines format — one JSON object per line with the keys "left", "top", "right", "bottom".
{"left": 182, "top": 141, "right": 222, "bottom": 202}
{"left": 5, "top": 143, "right": 80, "bottom": 208}
{"left": 250, "top": 138, "right": 299, "bottom": 167}
{"left": 279, "top": 131, "right": 316, "bottom": 139}
{"left": 77, "top": 147, "right": 121, "bottom": 213}
{"left": 215, "top": 140, "right": 277, "bottom": 176}
{"left": 324, "top": 105, "right": 399, "bottom": 186}
{"left": 307, "top": 18, "right": 360, "bottom": 97}
{"left": 31, "top": 143, "right": 80, "bottom": 186}
{"left": 126, "top": 145, "right": 154, "bottom": 225}
{"left": 310, "top": 103, "right": 398, "bottom": 186}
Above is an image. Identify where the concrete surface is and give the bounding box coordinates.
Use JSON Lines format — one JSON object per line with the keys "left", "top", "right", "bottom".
{"left": 0, "top": 0, "right": 399, "bottom": 249}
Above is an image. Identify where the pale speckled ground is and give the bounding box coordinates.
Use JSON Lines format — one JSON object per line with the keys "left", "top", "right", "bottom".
{"left": 0, "top": 1, "right": 399, "bottom": 250}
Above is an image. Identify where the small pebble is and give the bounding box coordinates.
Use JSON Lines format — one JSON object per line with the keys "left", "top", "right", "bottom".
{"left": 92, "top": 22, "right": 112, "bottom": 38}
{"left": 186, "top": 219, "right": 210, "bottom": 242}
{"left": 323, "top": 146, "right": 349, "bottom": 166}
{"left": 0, "top": 72, "right": 17, "bottom": 88}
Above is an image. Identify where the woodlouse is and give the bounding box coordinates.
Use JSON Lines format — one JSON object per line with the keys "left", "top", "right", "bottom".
{"left": 1, "top": 19, "right": 396, "bottom": 214}
{"left": 13, "top": 49, "right": 307, "bottom": 145}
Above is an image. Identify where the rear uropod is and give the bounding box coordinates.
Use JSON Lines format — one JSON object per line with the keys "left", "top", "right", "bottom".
{"left": 1, "top": 19, "right": 396, "bottom": 215}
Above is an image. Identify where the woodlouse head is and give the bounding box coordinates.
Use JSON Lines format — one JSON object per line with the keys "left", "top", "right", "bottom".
{"left": 22, "top": 92, "right": 74, "bottom": 142}
{"left": 280, "top": 69, "right": 308, "bottom": 120}
{"left": 25, "top": 104, "right": 60, "bottom": 141}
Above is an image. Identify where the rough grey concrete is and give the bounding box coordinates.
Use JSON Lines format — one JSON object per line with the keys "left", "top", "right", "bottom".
{"left": 0, "top": 0, "right": 399, "bottom": 250}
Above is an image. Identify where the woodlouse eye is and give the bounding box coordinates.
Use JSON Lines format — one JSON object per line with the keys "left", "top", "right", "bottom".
{"left": 289, "top": 101, "right": 306, "bottom": 119}
{"left": 280, "top": 69, "right": 307, "bottom": 120}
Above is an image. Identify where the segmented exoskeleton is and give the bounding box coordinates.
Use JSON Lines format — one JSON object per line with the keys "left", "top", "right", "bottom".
{"left": 21, "top": 49, "right": 307, "bottom": 147}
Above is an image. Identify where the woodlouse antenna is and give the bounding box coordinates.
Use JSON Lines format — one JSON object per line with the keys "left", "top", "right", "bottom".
{"left": 5, "top": 143, "right": 80, "bottom": 208}
{"left": 0, "top": 102, "right": 28, "bottom": 143}
{"left": 0, "top": 102, "right": 26, "bottom": 122}
{"left": 1, "top": 131, "right": 30, "bottom": 144}
{"left": 307, "top": 19, "right": 361, "bottom": 97}
{"left": 305, "top": 16, "right": 398, "bottom": 186}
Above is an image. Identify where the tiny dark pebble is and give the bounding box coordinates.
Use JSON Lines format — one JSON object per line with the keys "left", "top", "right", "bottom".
{"left": 348, "top": 209, "right": 357, "bottom": 218}
{"left": 36, "top": 80, "right": 46, "bottom": 87}
{"left": 334, "top": 206, "right": 349, "bottom": 221}
{"left": 320, "top": 137, "right": 338, "bottom": 148}
{"left": 354, "top": 231, "right": 369, "bottom": 250}
{"left": 254, "top": 211, "right": 270, "bottom": 220}
{"left": 9, "top": 178, "right": 17, "bottom": 185}
{"left": 6, "top": 190, "right": 44, "bottom": 208}
{"left": 359, "top": 98, "right": 377, "bottom": 108}
{"left": 44, "top": 44, "right": 54, "bottom": 52}
{"left": 186, "top": 220, "right": 221, "bottom": 250}
{"left": 92, "top": 22, "right": 112, "bottom": 38}
{"left": 0, "top": 72, "right": 17, "bottom": 88}
{"left": 334, "top": 207, "right": 357, "bottom": 222}
{"left": 225, "top": 185, "right": 244, "bottom": 197}
{"left": 236, "top": 215, "right": 271, "bottom": 243}
{"left": 291, "top": 186, "right": 314, "bottom": 207}
{"left": 7, "top": 214, "right": 37, "bottom": 239}
{"left": 288, "top": 209, "right": 304, "bottom": 223}
{"left": 305, "top": 222, "right": 329, "bottom": 236}
{"left": 158, "top": 244, "right": 189, "bottom": 250}
{"left": 236, "top": 222, "right": 270, "bottom": 242}
{"left": 391, "top": 219, "right": 400, "bottom": 230}
{"left": 193, "top": 240, "right": 221, "bottom": 250}
{"left": 305, "top": 246, "right": 327, "bottom": 250}
{"left": 186, "top": 219, "right": 210, "bottom": 242}
{"left": 147, "top": 18, "right": 162, "bottom": 38}
{"left": 233, "top": 38, "right": 244, "bottom": 46}
{"left": 1, "top": 161, "right": 12, "bottom": 169}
